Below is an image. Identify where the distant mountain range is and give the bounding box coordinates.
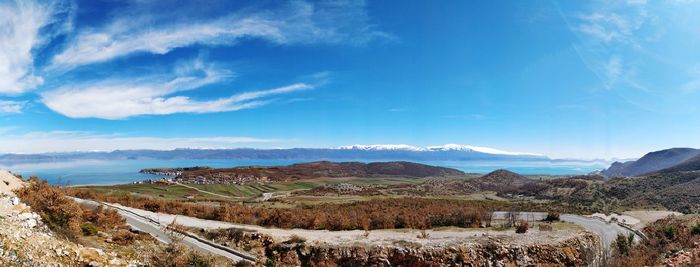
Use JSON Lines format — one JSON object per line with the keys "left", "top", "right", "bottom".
{"left": 601, "top": 148, "right": 700, "bottom": 177}
{"left": 0, "top": 144, "right": 550, "bottom": 164}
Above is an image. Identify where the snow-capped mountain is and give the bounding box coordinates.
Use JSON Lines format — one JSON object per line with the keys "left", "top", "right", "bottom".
{"left": 336, "top": 144, "right": 424, "bottom": 151}
{"left": 335, "top": 144, "right": 542, "bottom": 156}
{"left": 425, "top": 144, "right": 543, "bottom": 156}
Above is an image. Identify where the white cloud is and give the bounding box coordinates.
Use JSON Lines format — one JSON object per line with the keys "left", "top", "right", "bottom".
{"left": 0, "top": 131, "right": 278, "bottom": 154}
{"left": 51, "top": 0, "right": 389, "bottom": 69}
{"left": 0, "top": 100, "right": 26, "bottom": 114}
{"left": 576, "top": 12, "right": 639, "bottom": 44}
{"left": 41, "top": 59, "right": 315, "bottom": 119}
{"left": 0, "top": 0, "right": 62, "bottom": 94}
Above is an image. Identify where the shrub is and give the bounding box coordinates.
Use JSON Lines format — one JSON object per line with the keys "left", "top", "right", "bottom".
{"left": 613, "top": 233, "right": 634, "bottom": 255}
{"left": 151, "top": 243, "right": 216, "bottom": 267}
{"left": 691, "top": 223, "right": 700, "bottom": 236}
{"left": 15, "top": 177, "right": 83, "bottom": 237}
{"left": 417, "top": 229, "right": 429, "bottom": 239}
{"left": 285, "top": 234, "right": 306, "bottom": 244}
{"left": 663, "top": 225, "right": 677, "bottom": 240}
{"left": 112, "top": 229, "right": 137, "bottom": 245}
{"left": 544, "top": 211, "right": 560, "bottom": 222}
{"left": 81, "top": 223, "right": 98, "bottom": 236}
{"left": 515, "top": 220, "right": 529, "bottom": 234}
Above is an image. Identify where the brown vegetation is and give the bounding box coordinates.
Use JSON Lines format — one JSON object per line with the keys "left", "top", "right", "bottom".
{"left": 608, "top": 216, "right": 700, "bottom": 266}
{"left": 515, "top": 220, "right": 529, "bottom": 234}
{"left": 15, "top": 177, "right": 127, "bottom": 238}
{"left": 69, "top": 188, "right": 510, "bottom": 230}
{"left": 150, "top": 243, "right": 230, "bottom": 267}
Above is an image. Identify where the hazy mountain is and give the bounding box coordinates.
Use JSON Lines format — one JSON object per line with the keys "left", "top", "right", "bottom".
{"left": 657, "top": 153, "right": 700, "bottom": 173}
{"left": 0, "top": 145, "right": 549, "bottom": 164}
{"left": 601, "top": 148, "right": 700, "bottom": 177}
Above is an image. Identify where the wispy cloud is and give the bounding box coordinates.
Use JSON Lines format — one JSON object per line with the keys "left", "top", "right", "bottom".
{"left": 0, "top": 0, "right": 71, "bottom": 95}
{"left": 41, "top": 59, "right": 316, "bottom": 119}
{"left": 0, "top": 131, "right": 278, "bottom": 154}
{"left": 51, "top": 0, "right": 389, "bottom": 70}
{"left": 0, "top": 100, "right": 26, "bottom": 114}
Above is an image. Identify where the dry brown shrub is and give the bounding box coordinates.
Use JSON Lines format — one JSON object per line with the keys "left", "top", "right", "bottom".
{"left": 515, "top": 220, "right": 529, "bottom": 234}
{"left": 15, "top": 177, "right": 83, "bottom": 237}
{"left": 150, "top": 243, "right": 218, "bottom": 267}
{"left": 112, "top": 229, "right": 137, "bottom": 245}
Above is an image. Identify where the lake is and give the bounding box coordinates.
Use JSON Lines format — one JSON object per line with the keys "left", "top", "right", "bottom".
{"left": 0, "top": 159, "right": 607, "bottom": 185}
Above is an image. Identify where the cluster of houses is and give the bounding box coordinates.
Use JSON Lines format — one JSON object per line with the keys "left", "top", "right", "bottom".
{"left": 132, "top": 177, "right": 175, "bottom": 185}
{"left": 327, "top": 183, "right": 362, "bottom": 193}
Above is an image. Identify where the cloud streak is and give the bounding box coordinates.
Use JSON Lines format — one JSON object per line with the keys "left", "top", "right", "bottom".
{"left": 0, "top": 131, "right": 278, "bottom": 154}
{"left": 0, "top": 0, "right": 68, "bottom": 94}
{"left": 0, "top": 100, "right": 26, "bottom": 114}
{"left": 41, "top": 59, "right": 315, "bottom": 119}
{"left": 51, "top": 0, "right": 389, "bottom": 70}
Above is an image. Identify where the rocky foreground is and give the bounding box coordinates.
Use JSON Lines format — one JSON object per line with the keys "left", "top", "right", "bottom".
{"left": 0, "top": 170, "right": 145, "bottom": 267}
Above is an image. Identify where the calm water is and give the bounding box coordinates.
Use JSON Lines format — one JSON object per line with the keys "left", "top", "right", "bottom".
{"left": 0, "top": 159, "right": 606, "bottom": 185}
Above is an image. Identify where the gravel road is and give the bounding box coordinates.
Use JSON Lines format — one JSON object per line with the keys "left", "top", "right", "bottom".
{"left": 493, "top": 211, "right": 638, "bottom": 250}
{"left": 72, "top": 197, "right": 253, "bottom": 263}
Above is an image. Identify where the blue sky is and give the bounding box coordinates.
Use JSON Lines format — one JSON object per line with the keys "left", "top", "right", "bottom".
{"left": 1, "top": 0, "right": 700, "bottom": 159}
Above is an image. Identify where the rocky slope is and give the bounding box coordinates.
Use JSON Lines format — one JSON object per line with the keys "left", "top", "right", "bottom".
{"left": 0, "top": 170, "right": 146, "bottom": 266}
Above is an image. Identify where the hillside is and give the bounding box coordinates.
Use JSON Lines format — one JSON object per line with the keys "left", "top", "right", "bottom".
{"left": 175, "top": 161, "right": 465, "bottom": 184}
{"left": 470, "top": 169, "right": 531, "bottom": 192}
{"left": 601, "top": 148, "right": 700, "bottom": 177}
{"left": 657, "top": 153, "right": 700, "bottom": 173}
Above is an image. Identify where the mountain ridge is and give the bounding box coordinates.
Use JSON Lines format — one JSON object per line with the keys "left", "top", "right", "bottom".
{"left": 0, "top": 146, "right": 550, "bottom": 164}
{"left": 601, "top": 148, "right": 700, "bottom": 177}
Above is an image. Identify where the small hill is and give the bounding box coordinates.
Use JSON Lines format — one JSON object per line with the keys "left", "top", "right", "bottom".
{"left": 601, "top": 148, "right": 700, "bottom": 177}
{"left": 471, "top": 169, "right": 530, "bottom": 192}
{"left": 365, "top": 161, "right": 464, "bottom": 177}
{"left": 176, "top": 161, "right": 465, "bottom": 183}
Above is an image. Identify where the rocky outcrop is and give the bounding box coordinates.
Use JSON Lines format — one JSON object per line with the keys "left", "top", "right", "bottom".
{"left": 207, "top": 229, "right": 604, "bottom": 267}
{"left": 270, "top": 233, "right": 602, "bottom": 267}
{"left": 0, "top": 171, "right": 147, "bottom": 266}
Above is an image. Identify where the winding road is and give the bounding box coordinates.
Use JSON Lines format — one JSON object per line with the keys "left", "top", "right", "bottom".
{"left": 493, "top": 211, "right": 638, "bottom": 250}
{"left": 71, "top": 197, "right": 255, "bottom": 263}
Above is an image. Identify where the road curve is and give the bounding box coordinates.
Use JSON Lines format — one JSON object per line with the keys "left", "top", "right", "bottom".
{"left": 492, "top": 211, "right": 638, "bottom": 250}
{"left": 71, "top": 197, "right": 254, "bottom": 263}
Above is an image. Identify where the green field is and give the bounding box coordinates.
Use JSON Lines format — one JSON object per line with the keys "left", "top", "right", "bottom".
{"left": 77, "top": 176, "right": 436, "bottom": 201}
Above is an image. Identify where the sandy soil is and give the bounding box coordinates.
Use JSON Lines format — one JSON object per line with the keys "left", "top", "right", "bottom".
{"left": 622, "top": 210, "right": 682, "bottom": 229}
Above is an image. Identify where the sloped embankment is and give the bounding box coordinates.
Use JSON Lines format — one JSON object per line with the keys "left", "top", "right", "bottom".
{"left": 207, "top": 229, "right": 604, "bottom": 266}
